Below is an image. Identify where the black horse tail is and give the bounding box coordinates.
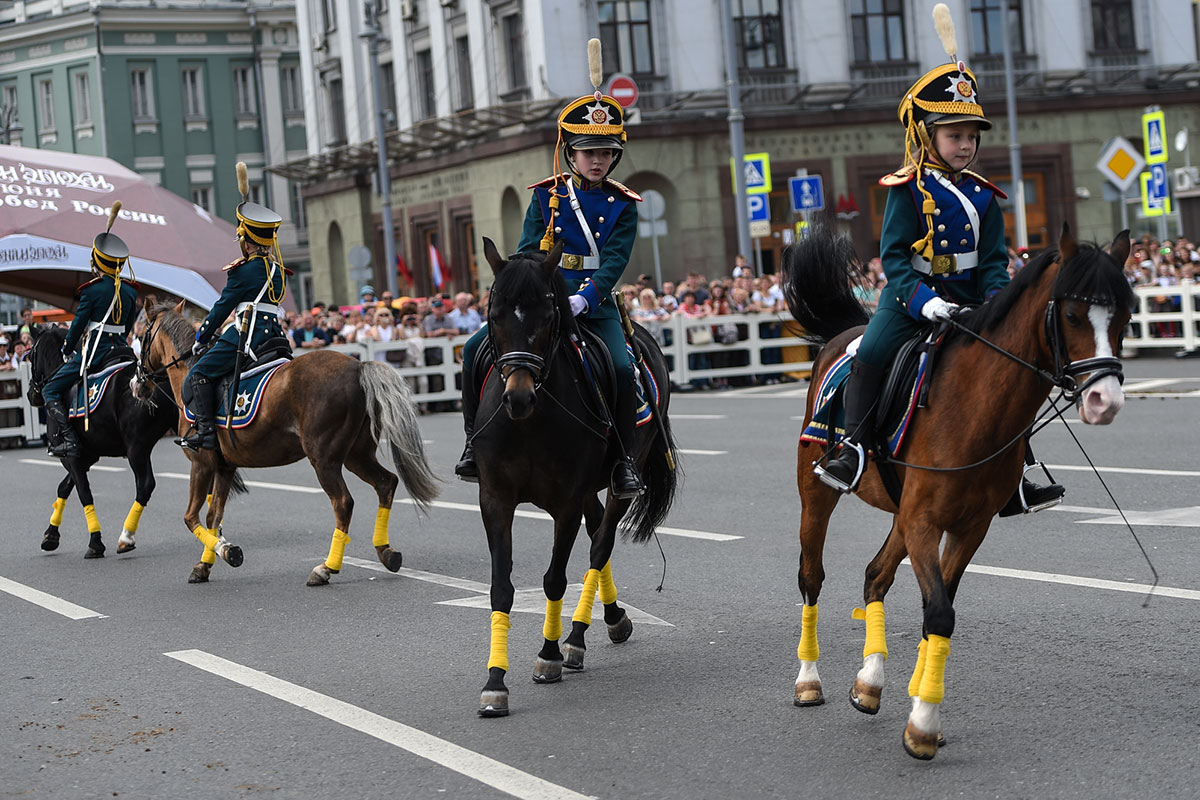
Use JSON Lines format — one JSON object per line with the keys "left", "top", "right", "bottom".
{"left": 622, "top": 330, "right": 681, "bottom": 544}
{"left": 781, "top": 226, "right": 871, "bottom": 345}
{"left": 228, "top": 469, "right": 249, "bottom": 496}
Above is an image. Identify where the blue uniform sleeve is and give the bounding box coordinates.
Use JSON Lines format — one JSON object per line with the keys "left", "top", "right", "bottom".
{"left": 879, "top": 186, "right": 939, "bottom": 320}
{"left": 976, "top": 200, "right": 1010, "bottom": 300}
{"left": 63, "top": 285, "right": 98, "bottom": 353}
{"left": 516, "top": 194, "right": 547, "bottom": 254}
{"left": 198, "top": 256, "right": 264, "bottom": 343}
{"left": 577, "top": 197, "right": 637, "bottom": 315}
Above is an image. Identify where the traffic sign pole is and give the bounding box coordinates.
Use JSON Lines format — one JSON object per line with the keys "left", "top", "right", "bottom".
{"left": 720, "top": 0, "right": 752, "bottom": 264}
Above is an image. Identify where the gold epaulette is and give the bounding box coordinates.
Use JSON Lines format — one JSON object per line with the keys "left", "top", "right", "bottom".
{"left": 962, "top": 169, "right": 1007, "bottom": 199}
{"left": 527, "top": 173, "right": 572, "bottom": 190}
{"left": 222, "top": 256, "right": 251, "bottom": 272}
{"left": 604, "top": 178, "right": 642, "bottom": 201}
{"left": 878, "top": 165, "right": 918, "bottom": 187}
{"left": 75, "top": 276, "right": 103, "bottom": 296}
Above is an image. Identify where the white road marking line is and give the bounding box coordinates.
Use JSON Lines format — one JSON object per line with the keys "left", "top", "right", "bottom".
{"left": 394, "top": 499, "right": 742, "bottom": 541}
{"left": 1046, "top": 464, "right": 1200, "bottom": 477}
{"left": 21, "top": 458, "right": 124, "bottom": 472}
{"left": 1124, "top": 378, "right": 1185, "bottom": 391}
{"left": 669, "top": 413, "right": 727, "bottom": 419}
{"left": 155, "top": 472, "right": 327, "bottom": 493}
{"left": 900, "top": 558, "right": 1200, "bottom": 601}
{"left": 678, "top": 448, "right": 727, "bottom": 455}
{"left": 0, "top": 575, "right": 106, "bottom": 620}
{"left": 163, "top": 649, "right": 595, "bottom": 800}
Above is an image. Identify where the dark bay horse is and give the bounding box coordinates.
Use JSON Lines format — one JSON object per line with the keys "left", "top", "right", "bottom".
{"left": 136, "top": 302, "right": 438, "bottom": 584}
{"left": 782, "top": 226, "right": 1132, "bottom": 759}
{"left": 27, "top": 324, "right": 177, "bottom": 558}
{"left": 473, "top": 239, "right": 679, "bottom": 717}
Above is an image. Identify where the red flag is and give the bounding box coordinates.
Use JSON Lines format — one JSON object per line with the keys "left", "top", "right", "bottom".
{"left": 396, "top": 251, "right": 413, "bottom": 285}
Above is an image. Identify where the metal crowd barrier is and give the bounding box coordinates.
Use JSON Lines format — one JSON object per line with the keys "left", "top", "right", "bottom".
{"left": 0, "top": 362, "right": 44, "bottom": 446}
{"left": 1123, "top": 280, "right": 1200, "bottom": 355}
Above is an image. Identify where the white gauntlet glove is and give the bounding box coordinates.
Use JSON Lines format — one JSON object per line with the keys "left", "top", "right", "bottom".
{"left": 568, "top": 295, "right": 587, "bottom": 317}
{"left": 192, "top": 339, "right": 206, "bottom": 356}
{"left": 920, "top": 297, "right": 958, "bottom": 322}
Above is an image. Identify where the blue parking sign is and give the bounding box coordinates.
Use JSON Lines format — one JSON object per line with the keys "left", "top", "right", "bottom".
{"left": 789, "top": 175, "right": 824, "bottom": 213}
{"left": 747, "top": 194, "right": 769, "bottom": 222}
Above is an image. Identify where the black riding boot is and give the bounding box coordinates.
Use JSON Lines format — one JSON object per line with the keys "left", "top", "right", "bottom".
{"left": 45, "top": 399, "right": 81, "bottom": 458}
{"left": 999, "top": 440, "right": 1065, "bottom": 517}
{"left": 610, "top": 389, "right": 645, "bottom": 500}
{"left": 454, "top": 368, "right": 479, "bottom": 482}
{"left": 816, "top": 360, "right": 886, "bottom": 493}
{"left": 178, "top": 375, "right": 218, "bottom": 451}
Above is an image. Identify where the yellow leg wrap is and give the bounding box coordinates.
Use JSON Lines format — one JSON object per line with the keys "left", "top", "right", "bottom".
{"left": 123, "top": 501, "right": 145, "bottom": 534}
{"left": 83, "top": 504, "right": 101, "bottom": 534}
{"left": 487, "top": 611, "right": 511, "bottom": 671}
{"left": 852, "top": 601, "right": 888, "bottom": 660}
{"left": 543, "top": 598, "right": 563, "bottom": 641}
{"left": 917, "top": 634, "right": 951, "bottom": 705}
{"left": 598, "top": 561, "right": 618, "bottom": 605}
{"left": 372, "top": 507, "right": 391, "bottom": 548}
{"left": 192, "top": 524, "right": 219, "bottom": 551}
{"left": 205, "top": 493, "right": 213, "bottom": 507}
{"left": 325, "top": 528, "right": 350, "bottom": 572}
{"left": 200, "top": 545, "right": 217, "bottom": 565}
{"left": 908, "top": 638, "right": 928, "bottom": 698}
{"left": 797, "top": 604, "right": 819, "bottom": 662}
{"left": 50, "top": 497, "right": 66, "bottom": 527}
{"left": 572, "top": 568, "right": 601, "bottom": 624}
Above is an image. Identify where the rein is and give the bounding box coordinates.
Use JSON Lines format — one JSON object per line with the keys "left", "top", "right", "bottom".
{"left": 485, "top": 282, "right": 562, "bottom": 389}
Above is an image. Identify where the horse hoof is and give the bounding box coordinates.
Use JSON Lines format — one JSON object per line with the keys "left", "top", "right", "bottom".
{"left": 478, "top": 690, "right": 509, "bottom": 717}
{"left": 41, "top": 528, "right": 60, "bottom": 552}
{"left": 606, "top": 612, "right": 633, "bottom": 644}
{"left": 221, "top": 545, "right": 243, "bottom": 568}
{"left": 375, "top": 545, "right": 403, "bottom": 572}
{"left": 562, "top": 643, "right": 585, "bottom": 671}
{"left": 84, "top": 547, "right": 105, "bottom": 559}
{"left": 902, "top": 724, "right": 940, "bottom": 760}
{"left": 117, "top": 541, "right": 136, "bottom": 554}
{"left": 794, "top": 682, "right": 825, "bottom": 707}
{"left": 849, "top": 682, "right": 882, "bottom": 715}
{"left": 188, "top": 566, "right": 210, "bottom": 584}
{"left": 532, "top": 657, "right": 563, "bottom": 684}
{"left": 306, "top": 567, "right": 331, "bottom": 587}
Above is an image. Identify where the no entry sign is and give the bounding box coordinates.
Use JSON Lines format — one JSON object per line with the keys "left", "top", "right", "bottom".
{"left": 606, "top": 73, "right": 639, "bottom": 108}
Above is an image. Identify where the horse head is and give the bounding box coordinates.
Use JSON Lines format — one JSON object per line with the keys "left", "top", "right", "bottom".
{"left": 1048, "top": 224, "right": 1133, "bottom": 425}
{"left": 25, "top": 325, "right": 66, "bottom": 407}
{"left": 482, "top": 236, "right": 567, "bottom": 420}
{"left": 133, "top": 300, "right": 188, "bottom": 403}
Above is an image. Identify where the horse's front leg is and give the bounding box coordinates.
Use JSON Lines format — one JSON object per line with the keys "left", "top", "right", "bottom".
{"left": 70, "top": 455, "right": 106, "bottom": 559}
{"left": 563, "top": 495, "right": 631, "bottom": 670}
{"left": 118, "top": 446, "right": 157, "bottom": 554}
{"left": 849, "top": 519, "right": 907, "bottom": 715}
{"left": 794, "top": 453, "right": 841, "bottom": 707}
{"left": 902, "top": 516, "right": 955, "bottom": 761}
{"left": 533, "top": 507, "right": 583, "bottom": 685}
{"left": 41, "top": 474, "right": 74, "bottom": 552}
{"left": 184, "top": 458, "right": 220, "bottom": 583}
{"left": 479, "top": 487, "right": 515, "bottom": 717}
{"left": 307, "top": 458, "right": 357, "bottom": 586}
{"left": 206, "top": 468, "right": 244, "bottom": 570}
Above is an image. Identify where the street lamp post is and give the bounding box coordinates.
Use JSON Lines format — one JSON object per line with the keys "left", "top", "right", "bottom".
{"left": 361, "top": 2, "right": 398, "bottom": 299}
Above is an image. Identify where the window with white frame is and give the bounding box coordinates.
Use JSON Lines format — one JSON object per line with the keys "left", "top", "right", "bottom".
{"left": 131, "top": 68, "right": 155, "bottom": 119}
{"left": 598, "top": 0, "right": 655, "bottom": 76}
{"left": 234, "top": 66, "right": 257, "bottom": 116}
{"left": 322, "top": 0, "right": 337, "bottom": 33}
{"left": 290, "top": 182, "right": 308, "bottom": 232}
{"left": 454, "top": 34, "right": 474, "bottom": 111}
{"left": 501, "top": 12, "right": 527, "bottom": 91}
{"left": 2, "top": 83, "right": 17, "bottom": 119}
{"left": 415, "top": 50, "right": 435, "bottom": 120}
{"left": 281, "top": 65, "right": 302, "bottom": 114}
{"left": 327, "top": 77, "right": 346, "bottom": 145}
{"left": 380, "top": 61, "right": 397, "bottom": 127}
{"left": 191, "top": 187, "right": 212, "bottom": 212}
{"left": 72, "top": 72, "right": 92, "bottom": 125}
{"left": 182, "top": 67, "right": 205, "bottom": 118}
{"left": 36, "top": 77, "right": 54, "bottom": 131}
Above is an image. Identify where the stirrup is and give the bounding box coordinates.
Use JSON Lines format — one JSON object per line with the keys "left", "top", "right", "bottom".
{"left": 999, "top": 463, "right": 1065, "bottom": 517}
{"left": 454, "top": 446, "right": 479, "bottom": 483}
{"left": 611, "top": 460, "right": 645, "bottom": 500}
{"left": 814, "top": 441, "right": 865, "bottom": 494}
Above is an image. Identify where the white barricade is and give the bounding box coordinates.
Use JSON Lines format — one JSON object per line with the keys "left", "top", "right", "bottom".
{"left": 0, "top": 362, "right": 44, "bottom": 445}
{"left": 1123, "top": 280, "right": 1200, "bottom": 354}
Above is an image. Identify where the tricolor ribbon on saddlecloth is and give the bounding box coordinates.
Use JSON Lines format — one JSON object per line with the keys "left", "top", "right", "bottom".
{"left": 428, "top": 243, "right": 445, "bottom": 290}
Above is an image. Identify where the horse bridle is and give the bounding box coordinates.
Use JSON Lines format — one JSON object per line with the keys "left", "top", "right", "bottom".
{"left": 1042, "top": 297, "right": 1125, "bottom": 403}
{"left": 485, "top": 282, "right": 562, "bottom": 389}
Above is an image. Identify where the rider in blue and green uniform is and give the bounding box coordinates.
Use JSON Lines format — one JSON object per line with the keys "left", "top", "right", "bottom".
{"left": 178, "top": 164, "right": 289, "bottom": 451}
{"left": 816, "top": 48, "right": 1063, "bottom": 516}
{"left": 455, "top": 91, "right": 645, "bottom": 499}
{"left": 42, "top": 206, "right": 138, "bottom": 458}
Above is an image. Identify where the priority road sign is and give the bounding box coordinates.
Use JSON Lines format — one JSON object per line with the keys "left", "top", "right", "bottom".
{"left": 731, "top": 153, "right": 772, "bottom": 195}
{"left": 1096, "top": 137, "right": 1145, "bottom": 191}
{"left": 1143, "top": 109, "right": 1167, "bottom": 165}
{"left": 789, "top": 175, "right": 824, "bottom": 213}
{"left": 1141, "top": 163, "right": 1171, "bottom": 216}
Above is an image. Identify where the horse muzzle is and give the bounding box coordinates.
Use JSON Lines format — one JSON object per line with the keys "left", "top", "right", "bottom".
{"left": 1078, "top": 373, "right": 1124, "bottom": 425}
{"left": 502, "top": 373, "right": 537, "bottom": 420}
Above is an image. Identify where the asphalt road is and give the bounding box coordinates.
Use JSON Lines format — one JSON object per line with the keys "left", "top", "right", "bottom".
{"left": 3, "top": 355, "right": 1199, "bottom": 800}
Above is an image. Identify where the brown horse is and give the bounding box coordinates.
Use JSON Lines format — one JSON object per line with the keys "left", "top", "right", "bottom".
{"left": 136, "top": 302, "right": 438, "bottom": 584}
{"left": 781, "top": 226, "right": 1132, "bottom": 759}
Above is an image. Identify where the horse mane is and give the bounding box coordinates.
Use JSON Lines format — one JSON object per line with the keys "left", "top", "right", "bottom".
{"left": 957, "top": 241, "right": 1133, "bottom": 336}
{"left": 149, "top": 303, "right": 200, "bottom": 361}
{"left": 492, "top": 250, "right": 576, "bottom": 334}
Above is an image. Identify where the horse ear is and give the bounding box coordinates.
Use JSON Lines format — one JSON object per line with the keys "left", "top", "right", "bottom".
{"left": 1109, "top": 229, "right": 1131, "bottom": 266}
{"left": 482, "top": 237, "right": 506, "bottom": 273}
{"left": 543, "top": 240, "right": 565, "bottom": 275}
{"left": 173, "top": 299, "right": 186, "bottom": 314}
{"left": 1058, "top": 222, "right": 1077, "bottom": 262}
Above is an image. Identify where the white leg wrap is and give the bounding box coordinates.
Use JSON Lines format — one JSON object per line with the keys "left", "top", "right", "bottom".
{"left": 856, "top": 652, "right": 885, "bottom": 689}
{"left": 795, "top": 661, "right": 821, "bottom": 688}
{"left": 119, "top": 529, "right": 136, "bottom": 548}
{"left": 908, "top": 697, "right": 941, "bottom": 735}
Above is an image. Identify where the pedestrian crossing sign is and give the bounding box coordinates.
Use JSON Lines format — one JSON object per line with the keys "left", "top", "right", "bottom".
{"left": 1142, "top": 109, "right": 1167, "bottom": 165}
{"left": 731, "top": 152, "right": 772, "bottom": 195}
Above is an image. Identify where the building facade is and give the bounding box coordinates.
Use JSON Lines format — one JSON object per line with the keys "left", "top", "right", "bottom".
{"left": 0, "top": 0, "right": 310, "bottom": 283}
{"left": 276, "top": 0, "right": 1200, "bottom": 306}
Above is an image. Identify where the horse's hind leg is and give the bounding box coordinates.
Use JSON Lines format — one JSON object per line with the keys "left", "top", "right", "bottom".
{"left": 850, "top": 519, "right": 907, "bottom": 715}
{"left": 344, "top": 427, "right": 402, "bottom": 572}
{"left": 306, "top": 457, "right": 356, "bottom": 586}
{"left": 563, "top": 496, "right": 630, "bottom": 671}
{"left": 794, "top": 452, "right": 841, "bottom": 707}
{"left": 118, "top": 446, "right": 157, "bottom": 554}
{"left": 42, "top": 474, "right": 74, "bottom": 552}
{"left": 533, "top": 508, "right": 583, "bottom": 685}
{"left": 184, "top": 459, "right": 220, "bottom": 583}
{"left": 205, "top": 468, "right": 244, "bottom": 569}
{"left": 70, "top": 455, "right": 106, "bottom": 559}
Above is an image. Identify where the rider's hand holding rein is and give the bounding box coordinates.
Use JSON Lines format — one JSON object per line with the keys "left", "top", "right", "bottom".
{"left": 569, "top": 295, "right": 587, "bottom": 317}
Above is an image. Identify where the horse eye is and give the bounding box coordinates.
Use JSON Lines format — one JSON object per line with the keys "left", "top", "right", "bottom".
{"left": 1064, "top": 310, "right": 1082, "bottom": 326}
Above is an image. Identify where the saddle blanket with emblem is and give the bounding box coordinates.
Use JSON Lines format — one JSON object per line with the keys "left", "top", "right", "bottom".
{"left": 184, "top": 359, "right": 288, "bottom": 430}
{"left": 630, "top": 343, "right": 659, "bottom": 428}
{"left": 69, "top": 361, "right": 135, "bottom": 419}
{"left": 798, "top": 336, "right": 929, "bottom": 456}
